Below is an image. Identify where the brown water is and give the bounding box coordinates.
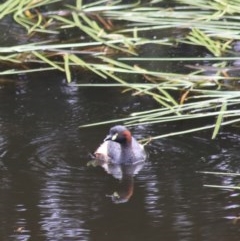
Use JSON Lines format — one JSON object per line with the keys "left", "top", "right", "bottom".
{"left": 1, "top": 74, "right": 240, "bottom": 241}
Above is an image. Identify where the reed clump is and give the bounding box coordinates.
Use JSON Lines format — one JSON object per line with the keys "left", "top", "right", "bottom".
{"left": 1, "top": 0, "right": 240, "bottom": 138}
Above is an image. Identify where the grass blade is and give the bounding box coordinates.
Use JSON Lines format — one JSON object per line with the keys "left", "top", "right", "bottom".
{"left": 211, "top": 101, "right": 227, "bottom": 139}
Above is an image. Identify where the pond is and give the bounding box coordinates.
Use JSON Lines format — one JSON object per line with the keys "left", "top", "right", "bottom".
{"left": 1, "top": 73, "right": 240, "bottom": 241}
{"left": 1, "top": 1, "right": 240, "bottom": 240}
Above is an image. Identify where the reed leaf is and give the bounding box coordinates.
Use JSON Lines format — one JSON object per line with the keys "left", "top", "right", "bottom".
{"left": 204, "top": 185, "right": 240, "bottom": 190}
{"left": 184, "top": 28, "right": 231, "bottom": 56}
{"left": 63, "top": 54, "right": 71, "bottom": 83}
{"left": 0, "top": 67, "right": 56, "bottom": 75}
{"left": 68, "top": 54, "right": 107, "bottom": 78}
{"left": 211, "top": 101, "right": 227, "bottom": 139}
{"left": 32, "top": 51, "right": 64, "bottom": 72}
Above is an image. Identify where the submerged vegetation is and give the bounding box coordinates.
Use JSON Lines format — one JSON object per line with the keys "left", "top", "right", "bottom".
{"left": 1, "top": 0, "right": 240, "bottom": 138}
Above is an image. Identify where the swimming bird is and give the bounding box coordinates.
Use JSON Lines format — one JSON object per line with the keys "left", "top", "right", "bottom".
{"left": 94, "top": 125, "right": 146, "bottom": 165}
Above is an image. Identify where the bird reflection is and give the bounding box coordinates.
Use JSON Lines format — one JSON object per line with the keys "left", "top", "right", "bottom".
{"left": 88, "top": 159, "right": 144, "bottom": 204}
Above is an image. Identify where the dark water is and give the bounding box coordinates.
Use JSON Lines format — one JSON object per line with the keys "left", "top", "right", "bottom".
{"left": 1, "top": 1, "right": 240, "bottom": 240}
{"left": 1, "top": 73, "right": 240, "bottom": 241}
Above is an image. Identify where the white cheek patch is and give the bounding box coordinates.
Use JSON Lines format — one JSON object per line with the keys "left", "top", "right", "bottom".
{"left": 111, "top": 133, "right": 118, "bottom": 140}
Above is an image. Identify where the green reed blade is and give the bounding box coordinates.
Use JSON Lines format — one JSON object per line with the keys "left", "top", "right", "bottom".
{"left": 63, "top": 54, "right": 71, "bottom": 83}
{"left": 211, "top": 101, "right": 227, "bottom": 139}
{"left": 32, "top": 51, "right": 65, "bottom": 71}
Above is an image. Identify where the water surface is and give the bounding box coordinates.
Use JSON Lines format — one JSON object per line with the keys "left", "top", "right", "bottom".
{"left": 1, "top": 1, "right": 240, "bottom": 239}
{"left": 1, "top": 75, "right": 240, "bottom": 241}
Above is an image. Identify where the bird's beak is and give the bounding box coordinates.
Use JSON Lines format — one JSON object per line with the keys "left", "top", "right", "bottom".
{"left": 104, "top": 133, "right": 118, "bottom": 141}
{"left": 104, "top": 135, "right": 112, "bottom": 141}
